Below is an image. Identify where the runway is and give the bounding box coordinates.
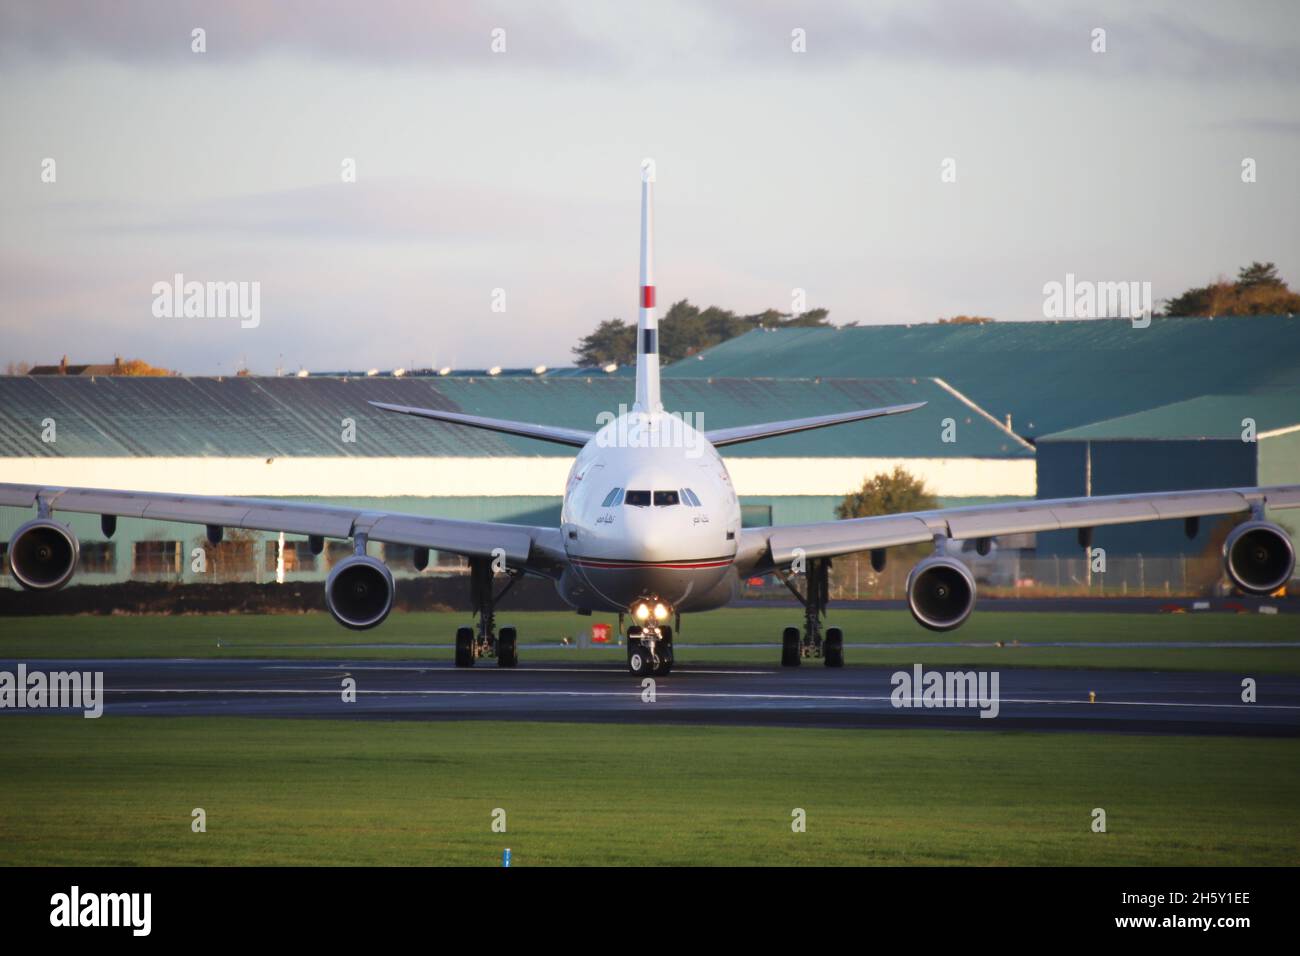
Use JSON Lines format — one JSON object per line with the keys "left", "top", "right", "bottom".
{"left": 3, "top": 658, "right": 1298, "bottom": 736}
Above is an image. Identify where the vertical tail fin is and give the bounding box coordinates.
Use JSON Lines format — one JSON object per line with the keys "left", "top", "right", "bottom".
{"left": 636, "top": 158, "right": 662, "bottom": 413}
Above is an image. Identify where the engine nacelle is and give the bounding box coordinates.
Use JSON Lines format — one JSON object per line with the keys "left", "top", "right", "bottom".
{"left": 325, "top": 554, "right": 394, "bottom": 630}
{"left": 906, "top": 555, "right": 977, "bottom": 632}
{"left": 1223, "top": 521, "right": 1295, "bottom": 596}
{"left": 8, "top": 519, "right": 80, "bottom": 591}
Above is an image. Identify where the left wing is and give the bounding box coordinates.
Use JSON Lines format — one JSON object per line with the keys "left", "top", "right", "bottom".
{"left": 0, "top": 482, "right": 566, "bottom": 574}
{"left": 737, "top": 484, "right": 1300, "bottom": 573}
{"left": 368, "top": 401, "right": 594, "bottom": 448}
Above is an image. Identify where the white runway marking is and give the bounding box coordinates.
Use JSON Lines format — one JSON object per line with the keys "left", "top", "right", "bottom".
{"left": 101, "top": 687, "right": 1300, "bottom": 711}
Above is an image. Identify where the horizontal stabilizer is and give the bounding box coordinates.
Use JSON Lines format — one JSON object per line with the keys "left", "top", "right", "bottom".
{"left": 369, "top": 402, "right": 594, "bottom": 448}
{"left": 704, "top": 401, "right": 926, "bottom": 448}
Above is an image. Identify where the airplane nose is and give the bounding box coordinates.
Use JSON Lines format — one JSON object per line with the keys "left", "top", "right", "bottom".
{"left": 621, "top": 504, "right": 693, "bottom": 561}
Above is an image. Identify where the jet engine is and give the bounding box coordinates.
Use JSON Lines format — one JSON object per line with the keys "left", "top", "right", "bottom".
{"left": 8, "top": 519, "right": 80, "bottom": 591}
{"left": 1223, "top": 521, "right": 1295, "bottom": 596}
{"left": 906, "top": 555, "right": 976, "bottom": 632}
{"left": 325, "top": 554, "right": 394, "bottom": 630}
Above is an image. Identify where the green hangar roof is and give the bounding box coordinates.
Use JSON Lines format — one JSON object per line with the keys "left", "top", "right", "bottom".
{"left": 664, "top": 314, "right": 1300, "bottom": 439}
{"left": 1038, "top": 393, "right": 1300, "bottom": 441}
{"left": 0, "top": 375, "right": 1029, "bottom": 460}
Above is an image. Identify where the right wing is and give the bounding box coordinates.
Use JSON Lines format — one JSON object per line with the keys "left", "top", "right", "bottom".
{"left": 0, "top": 482, "right": 567, "bottom": 576}
{"left": 704, "top": 402, "right": 925, "bottom": 448}
{"left": 369, "top": 401, "right": 594, "bottom": 448}
{"left": 737, "top": 484, "right": 1300, "bottom": 573}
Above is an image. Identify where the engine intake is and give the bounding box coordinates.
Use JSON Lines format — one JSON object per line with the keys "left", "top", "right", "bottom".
{"left": 1223, "top": 521, "right": 1295, "bottom": 596}
{"left": 9, "top": 519, "right": 80, "bottom": 591}
{"left": 906, "top": 555, "right": 976, "bottom": 632}
{"left": 325, "top": 554, "right": 394, "bottom": 630}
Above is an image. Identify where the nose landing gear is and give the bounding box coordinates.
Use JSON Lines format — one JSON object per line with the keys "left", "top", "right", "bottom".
{"left": 626, "top": 623, "right": 673, "bottom": 675}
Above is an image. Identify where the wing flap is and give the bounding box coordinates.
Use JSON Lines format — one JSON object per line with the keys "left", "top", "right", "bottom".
{"left": 367, "top": 514, "right": 533, "bottom": 563}
{"left": 766, "top": 514, "right": 933, "bottom": 565}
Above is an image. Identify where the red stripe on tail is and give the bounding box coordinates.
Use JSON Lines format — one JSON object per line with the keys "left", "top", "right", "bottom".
{"left": 641, "top": 285, "right": 655, "bottom": 308}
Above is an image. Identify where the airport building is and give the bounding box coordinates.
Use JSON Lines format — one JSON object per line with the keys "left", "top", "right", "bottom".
{"left": 667, "top": 314, "right": 1300, "bottom": 438}
{"left": 0, "top": 373, "right": 1030, "bottom": 587}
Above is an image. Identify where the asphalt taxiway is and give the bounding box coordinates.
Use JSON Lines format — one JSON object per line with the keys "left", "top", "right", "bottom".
{"left": 3, "top": 658, "right": 1297, "bottom": 736}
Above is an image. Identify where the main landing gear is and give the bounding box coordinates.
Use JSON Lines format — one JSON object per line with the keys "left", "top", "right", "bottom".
{"left": 778, "top": 557, "right": 843, "bottom": 668}
{"left": 454, "top": 556, "right": 521, "bottom": 668}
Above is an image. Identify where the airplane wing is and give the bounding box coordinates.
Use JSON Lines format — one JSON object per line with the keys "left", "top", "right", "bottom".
{"left": 0, "top": 482, "right": 567, "bottom": 575}
{"left": 368, "top": 401, "right": 595, "bottom": 448}
{"left": 704, "top": 402, "right": 926, "bottom": 448}
{"left": 736, "top": 484, "right": 1300, "bottom": 572}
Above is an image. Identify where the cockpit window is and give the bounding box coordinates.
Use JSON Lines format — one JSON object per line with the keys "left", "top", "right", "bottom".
{"left": 600, "top": 487, "right": 623, "bottom": 508}
{"left": 682, "top": 488, "right": 701, "bottom": 507}
{"left": 624, "top": 490, "right": 651, "bottom": 507}
{"left": 653, "top": 490, "right": 680, "bottom": 507}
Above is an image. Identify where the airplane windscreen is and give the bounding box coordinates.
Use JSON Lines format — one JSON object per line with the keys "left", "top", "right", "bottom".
{"left": 624, "top": 490, "right": 651, "bottom": 507}
{"left": 653, "top": 490, "right": 680, "bottom": 506}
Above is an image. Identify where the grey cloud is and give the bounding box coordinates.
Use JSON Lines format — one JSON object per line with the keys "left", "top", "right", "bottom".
{"left": 0, "top": 0, "right": 613, "bottom": 70}
{"left": 13, "top": 179, "right": 610, "bottom": 244}
{"left": 702, "top": 0, "right": 1300, "bottom": 84}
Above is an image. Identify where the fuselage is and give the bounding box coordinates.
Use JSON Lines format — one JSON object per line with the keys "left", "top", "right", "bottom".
{"left": 557, "top": 409, "right": 742, "bottom": 613}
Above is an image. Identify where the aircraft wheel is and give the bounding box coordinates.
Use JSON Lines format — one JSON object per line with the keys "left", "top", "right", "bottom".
{"left": 781, "top": 626, "right": 801, "bottom": 667}
{"left": 659, "top": 626, "right": 674, "bottom": 667}
{"left": 824, "top": 626, "right": 844, "bottom": 668}
{"left": 454, "top": 626, "right": 475, "bottom": 667}
{"left": 628, "top": 640, "right": 654, "bottom": 676}
{"left": 497, "top": 625, "right": 518, "bottom": 668}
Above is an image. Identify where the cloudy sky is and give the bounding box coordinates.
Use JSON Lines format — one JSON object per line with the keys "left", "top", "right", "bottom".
{"left": 1, "top": 0, "right": 1297, "bottom": 374}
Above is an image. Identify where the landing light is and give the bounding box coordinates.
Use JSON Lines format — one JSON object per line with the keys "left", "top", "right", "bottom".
{"left": 653, "top": 603, "right": 669, "bottom": 621}
{"left": 634, "top": 603, "right": 651, "bottom": 621}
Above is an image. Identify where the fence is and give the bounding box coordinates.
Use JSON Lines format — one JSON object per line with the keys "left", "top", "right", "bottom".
{"left": 741, "top": 552, "right": 1246, "bottom": 601}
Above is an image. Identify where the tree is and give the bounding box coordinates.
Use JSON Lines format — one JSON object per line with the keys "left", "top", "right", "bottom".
{"left": 571, "top": 299, "right": 835, "bottom": 367}
{"left": 1236, "top": 261, "right": 1284, "bottom": 290}
{"left": 1162, "top": 262, "right": 1300, "bottom": 316}
{"left": 835, "top": 465, "right": 938, "bottom": 519}
{"left": 938, "top": 315, "right": 995, "bottom": 325}
{"left": 117, "top": 358, "right": 177, "bottom": 376}
{"left": 571, "top": 318, "right": 638, "bottom": 367}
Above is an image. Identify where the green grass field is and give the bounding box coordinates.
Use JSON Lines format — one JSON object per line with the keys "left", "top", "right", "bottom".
{"left": 0, "top": 716, "right": 1296, "bottom": 866}
{"left": 1, "top": 607, "right": 1297, "bottom": 672}
{"left": 1, "top": 609, "right": 1296, "bottom": 866}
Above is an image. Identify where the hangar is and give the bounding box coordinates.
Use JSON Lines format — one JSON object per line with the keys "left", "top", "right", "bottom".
{"left": 1035, "top": 393, "right": 1300, "bottom": 557}
{"left": 0, "top": 373, "right": 1029, "bottom": 587}
{"left": 667, "top": 313, "right": 1300, "bottom": 438}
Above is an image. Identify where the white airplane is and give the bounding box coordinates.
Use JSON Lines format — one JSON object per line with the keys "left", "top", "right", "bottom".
{"left": 3, "top": 161, "right": 1298, "bottom": 675}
